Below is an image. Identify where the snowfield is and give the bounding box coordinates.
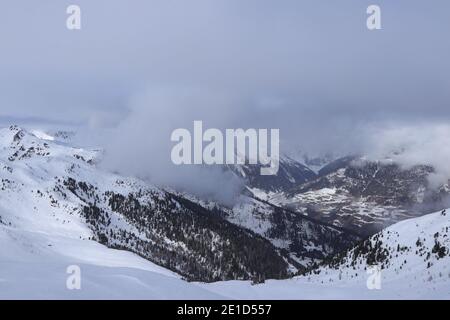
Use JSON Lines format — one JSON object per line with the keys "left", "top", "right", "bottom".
{"left": 204, "top": 209, "right": 450, "bottom": 299}
{"left": 0, "top": 125, "right": 449, "bottom": 299}
{"left": 0, "top": 226, "right": 223, "bottom": 299}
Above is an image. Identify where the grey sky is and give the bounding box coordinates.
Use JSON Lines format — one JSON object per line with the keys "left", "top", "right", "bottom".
{"left": 1, "top": 1, "right": 449, "bottom": 201}
{"left": 1, "top": 0, "right": 448, "bottom": 124}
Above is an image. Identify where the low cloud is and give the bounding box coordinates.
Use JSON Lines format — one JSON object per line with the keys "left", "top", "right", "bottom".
{"left": 100, "top": 87, "right": 246, "bottom": 205}
{"left": 364, "top": 123, "right": 450, "bottom": 188}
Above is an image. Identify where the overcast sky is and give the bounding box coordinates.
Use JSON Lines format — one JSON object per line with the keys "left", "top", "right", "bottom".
{"left": 1, "top": 1, "right": 449, "bottom": 201}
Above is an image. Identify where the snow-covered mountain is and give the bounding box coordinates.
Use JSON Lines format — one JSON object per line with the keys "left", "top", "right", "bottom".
{"left": 203, "top": 208, "right": 450, "bottom": 299}
{"left": 220, "top": 196, "right": 359, "bottom": 268}
{"left": 302, "top": 208, "right": 450, "bottom": 298}
{"left": 266, "top": 156, "right": 450, "bottom": 237}
{"left": 0, "top": 125, "right": 291, "bottom": 282}
{"left": 290, "top": 151, "right": 337, "bottom": 174}
{"left": 0, "top": 125, "right": 359, "bottom": 284}
{"left": 1, "top": 125, "right": 449, "bottom": 299}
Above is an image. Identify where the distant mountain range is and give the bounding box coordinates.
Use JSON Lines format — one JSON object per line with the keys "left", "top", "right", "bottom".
{"left": 238, "top": 154, "right": 449, "bottom": 237}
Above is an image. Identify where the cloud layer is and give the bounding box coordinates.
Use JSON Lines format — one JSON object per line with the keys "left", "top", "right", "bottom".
{"left": 1, "top": 1, "right": 449, "bottom": 200}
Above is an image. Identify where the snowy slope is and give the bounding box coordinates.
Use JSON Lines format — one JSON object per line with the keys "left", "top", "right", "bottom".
{"left": 301, "top": 208, "right": 450, "bottom": 298}
{"left": 3, "top": 204, "right": 449, "bottom": 300}
{"left": 0, "top": 125, "right": 295, "bottom": 282}
{"left": 202, "top": 208, "right": 450, "bottom": 299}
{"left": 0, "top": 224, "right": 223, "bottom": 299}
{"left": 0, "top": 125, "right": 223, "bottom": 298}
